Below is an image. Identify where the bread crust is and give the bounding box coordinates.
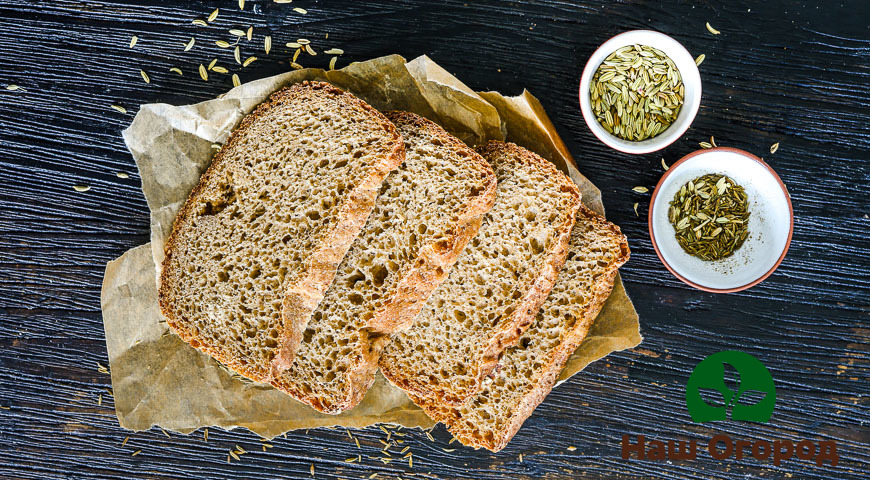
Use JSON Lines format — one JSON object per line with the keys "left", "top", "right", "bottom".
{"left": 380, "top": 141, "right": 582, "bottom": 406}
{"left": 410, "top": 205, "right": 630, "bottom": 451}
{"left": 269, "top": 111, "right": 497, "bottom": 413}
{"left": 158, "top": 81, "right": 404, "bottom": 384}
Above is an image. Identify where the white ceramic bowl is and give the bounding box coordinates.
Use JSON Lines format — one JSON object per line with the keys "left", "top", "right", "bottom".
{"left": 648, "top": 148, "right": 793, "bottom": 292}
{"left": 579, "top": 30, "right": 702, "bottom": 154}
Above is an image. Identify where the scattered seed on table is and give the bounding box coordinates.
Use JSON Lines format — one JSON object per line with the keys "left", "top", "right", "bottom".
{"left": 232, "top": 74, "right": 241, "bottom": 87}
{"left": 243, "top": 56, "right": 257, "bottom": 67}
{"left": 324, "top": 48, "right": 344, "bottom": 55}
{"left": 706, "top": 22, "right": 720, "bottom": 35}
{"left": 294, "top": 7, "right": 308, "bottom": 14}
{"left": 216, "top": 40, "right": 230, "bottom": 48}
{"left": 116, "top": 172, "right": 129, "bottom": 178}
{"left": 199, "top": 64, "right": 208, "bottom": 81}
{"left": 632, "top": 186, "right": 649, "bottom": 193}
{"left": 184, "top": 37, "right": 195, "bottom": 51}
{"left": 770, "top": 142, "right": 780, "bottom": 154}
{"left": 192, "top": 19, "right": 207, "bottom": 27}
{"left": 140, "top": 70, "right": 150, "bottom": 83}
{"left": 208, "top": 8, "right": 219, "bottom": 22}
{"left": 169, "top": 67, "right": 183, "bottom": 75}
{"left": 129, "top": 35, "right": 138, "bottom": 48}
{"left": 110, "top": 104, "right": 127, "bottom": 114}
{"left": 695, "top": 53, "right": 705, "bottom": 66}
{"left": 264, "top": 36, "right": 272, "bottom": 54}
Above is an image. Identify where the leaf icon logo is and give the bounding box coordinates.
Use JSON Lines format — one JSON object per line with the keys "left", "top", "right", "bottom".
{"left": 686, "top": 351, "right": 776, "bottom": 423}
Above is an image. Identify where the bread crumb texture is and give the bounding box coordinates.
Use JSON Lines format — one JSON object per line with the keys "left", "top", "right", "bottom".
{"left": 380, "top": 141, "right": 582, "bottom": 405}
{"left": 414, "top": 205, "right": 629, "bottom": 451}
{"left": 272, "top": 112, "right": 497, "bottom": 413}
{"left": 159, "top": 82, "right": 403, "bottom": 383}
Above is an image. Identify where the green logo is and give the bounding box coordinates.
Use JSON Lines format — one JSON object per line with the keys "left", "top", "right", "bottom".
{"left": 686, "top": 351, "right": 776, "bottom": 423}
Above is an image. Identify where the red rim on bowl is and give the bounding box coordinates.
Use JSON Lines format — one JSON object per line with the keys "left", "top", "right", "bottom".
{"left": 647, "top": 147, "right": 794, "bottom": 293}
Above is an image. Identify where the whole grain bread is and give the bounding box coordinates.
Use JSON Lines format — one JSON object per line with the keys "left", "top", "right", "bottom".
{"left": 158, "top": 81, "right": 404, "bottom": 384}
{"left": 379, "top": 141, "right": 582, "bottom": 405}
{"left": 409, "top": 205, "right": 629, "bottom": 451}
{"left": 270, "top": 111, "right": 497, "bottom": 413}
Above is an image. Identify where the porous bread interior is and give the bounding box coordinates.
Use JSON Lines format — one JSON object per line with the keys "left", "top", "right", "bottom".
{"left": 271, "top": 112, "right": 497, "bottom": 413}
{"left": 380, "top": 141, "right": 582, "bottom": 404}
{"left": 159, "top": 82, "right": 402, "bottom": 383}
{"left": 415, "top": 205, "right": 629, "bottom": 451}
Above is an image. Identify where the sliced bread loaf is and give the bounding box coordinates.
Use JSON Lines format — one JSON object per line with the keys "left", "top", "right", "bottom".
{"left": 158, "top": 81, "right": 404, "bottom": 384}
{"left": 379, "top": 141, "right": 582, "bottom": 405}
{"left": 409, "top": 205, "right": 630, "bottom": 451}
{"left": 269, "top": 111, "right": 497, "bottom": 413}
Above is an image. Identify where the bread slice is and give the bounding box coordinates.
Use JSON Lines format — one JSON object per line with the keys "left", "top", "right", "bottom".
{"left": 158, "top": 81, "right": 404, "bottom": 384}
{"left": 410, "top": 205, "right": 629, "bottom": 451}
{"left": 269, "top": 111, "right": 497, "bottom": 413}
{"left": 380, "top": 141, "right": 582, "bottom": 405}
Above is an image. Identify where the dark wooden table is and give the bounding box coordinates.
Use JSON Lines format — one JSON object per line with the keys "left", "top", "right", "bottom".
{"left": 1, "top": 1, "right": 868, "bottom": 478}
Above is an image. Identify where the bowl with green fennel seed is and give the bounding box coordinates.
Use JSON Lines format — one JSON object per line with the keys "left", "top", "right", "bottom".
{"left": 579, "top": 30, "right": 701, "bottom": 154}
{"left": 649, "top": 148, "right": 793, "bottom": 293}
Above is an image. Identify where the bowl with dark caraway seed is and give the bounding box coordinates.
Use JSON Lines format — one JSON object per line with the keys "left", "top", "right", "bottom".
{"left": 649, "top": 148, "right": 793, "bottom": 293}
{"left": 579, "top": 30, "right": 702, "bottom": 154}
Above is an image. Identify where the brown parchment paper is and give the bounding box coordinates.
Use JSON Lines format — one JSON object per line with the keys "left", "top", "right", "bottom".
{"left": 101, "top": 54, "right": 641, "bottom": 437}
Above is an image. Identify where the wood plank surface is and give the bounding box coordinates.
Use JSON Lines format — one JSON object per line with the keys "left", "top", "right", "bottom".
{"left": 0, "top": 1, "right": 867, "bottom": 479}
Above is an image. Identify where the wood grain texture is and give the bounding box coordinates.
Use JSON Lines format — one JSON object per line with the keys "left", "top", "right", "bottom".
{"left": 0, "top": 0, "right": 867, "bottom": 479}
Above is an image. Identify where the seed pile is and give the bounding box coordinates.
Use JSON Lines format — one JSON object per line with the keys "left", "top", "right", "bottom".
{"left": 590, "top": 44, "right": 684, "bottom": 141}
{"left": 669, "top": 174, "right": 750, "bottom": 261}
